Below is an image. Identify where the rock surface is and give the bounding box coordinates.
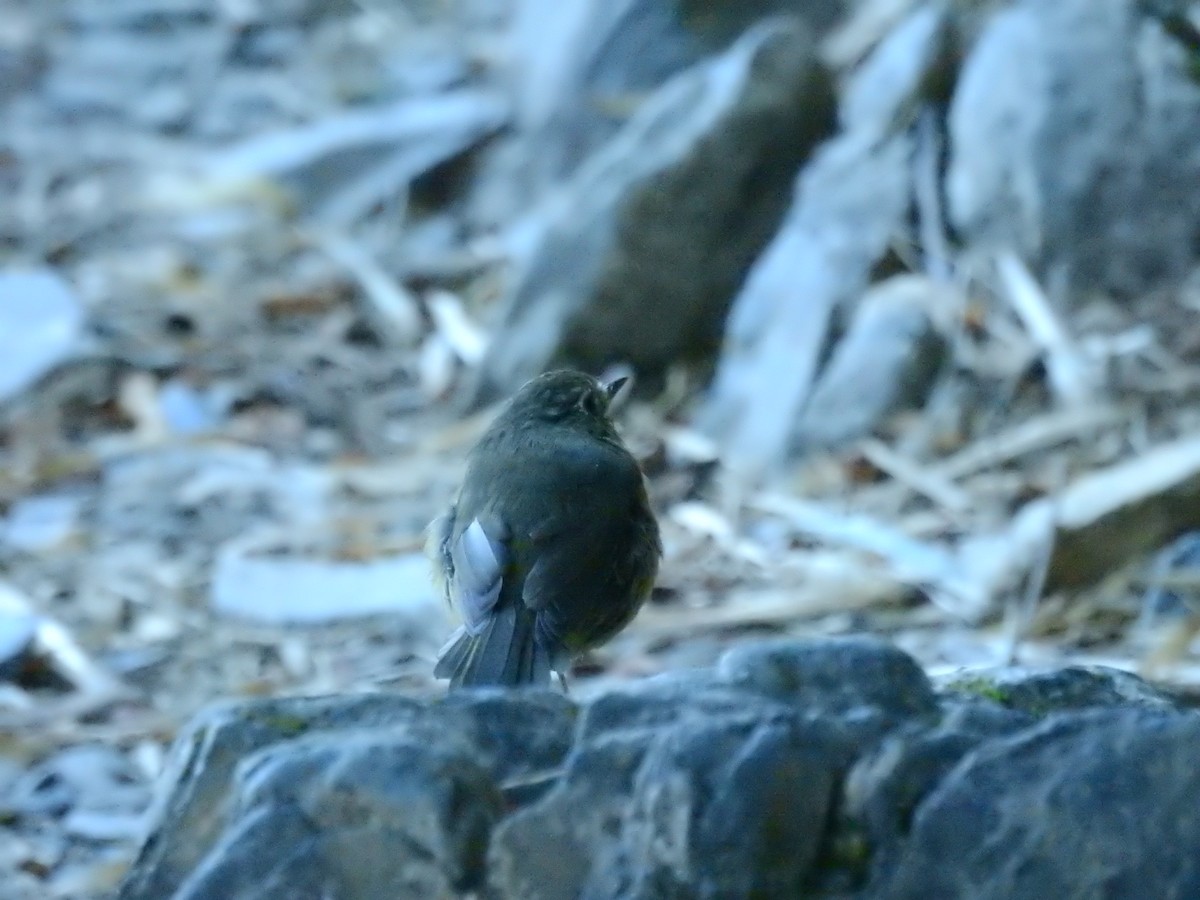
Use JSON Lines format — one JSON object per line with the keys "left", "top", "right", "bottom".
{"left": 888, "top": 709, "right": 1200, "bottom": 899}
{"left": 475, "top": 16, "right": 837, "bottom": 402}
{"left": 947, "top": 0, "right": 1200, "bottom": 296}
{"left": 702, "top": 0, "right": 1200, "bottom": 470}
{"left": 790, "top": 275, "right": 952, "bottom": 452}
{"left": 120, "top": 639, "right": 1200, "bottom": 899}
{"left": 483, "top": 0, "right": 849, "bottom": 225}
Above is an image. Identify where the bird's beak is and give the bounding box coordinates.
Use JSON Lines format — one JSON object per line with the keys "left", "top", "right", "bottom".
{"left": 604, "top": 377, "right": 629, "bottom": 401}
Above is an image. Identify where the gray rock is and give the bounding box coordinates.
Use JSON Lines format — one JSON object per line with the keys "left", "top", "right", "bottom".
{"left": 121, "top": 639, "right": 1200, "bottom": 898}
{"left": 792, "top": 275, "right": 952, "bottom": 452}
{"left": 494, "top": 694, "right": 848, "bottom": 900}
{"left": 525, "top": 0, "right": 842, "bottom": 161}
{"left": 946, "top": 0, "right": 1200, "bottom": 296}
{"left": 120, "top": 690, "right": 574, "bottom": 899}
{"left": 699, "top": 127, "right": 914, "bottom": 471}
{"left": 476, "top": 17, "right": 837, "bottom": 402}
{"left": 176, "top": 737, "right": 501, "bottom": 899}
{"left": 843, "top": 700, "right": 1035, "bottom": 884}
{"left": 121, "top": 695, "right": 425, "bottom": 900}
{"left": 437, "top": 688, "right": 579, "bottom": 781}
{"left": 699, "top": 0, "right": 957, "bottom": 470}
{"left": 489, "top": 731, "right": 655, "bottom": 900}
{"left": 576, "top": 668, "right": 763, "bottom": 739}
{"left": 172, "top": 805, "right": 329, "bottom": 900}
{"left": 887, "top": 709, "right": 1200, "bottom": 899}
{"left": 717, "top": 637, "right": 941, "bottom": 725}
{"left": 607, "top": 714, "right": 840, "bottom": 899}
{"left": 476, "top": 0, "right": 848, "bottom": 229}
{"left": 492, "top": 673, "right": 804, "bottom": 899}
{"left": 939, "top": 664, "right": 1183, "bottom": 716}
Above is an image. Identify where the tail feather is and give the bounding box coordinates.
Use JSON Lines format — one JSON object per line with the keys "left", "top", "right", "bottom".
{"left": 434, "top": 605, "right": 553, "bottom": 688}
{"left": 433, "top": 626, "right": 472, "bottom": 679}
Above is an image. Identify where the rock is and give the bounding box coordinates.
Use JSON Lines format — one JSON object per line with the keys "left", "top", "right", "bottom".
{"left": 121, "top": 638, "right": 1200, "bottom": 898}
{"left": 576, "top": 669, "right": 761, "bottom": 739}
{"left": 699, "top": 125, "right": 914, "bottom": 472}
{"left": 887, "top": 709, "right": 1200, "bottom": 899}
{"left": 0, "top": 269, "right": 86, "bottom": 405}
{"left": 717, "top": 637, "right": 940, "bottom": 725}
{"left": 946, "top": 0, "right": 1200, "bottom": 296}
{"left": 121, "top": 695, "right": 421, "bottom": 900}
{"left": 170, "top": 805, "right": 329, "bottom": 900}
{"left": 490, "top": 672, "right": 805, "bottom": 898}
{"left": 699, "top": 0, "right": 953, "bottom": 470}
{"left": 487, "top": 0, "right": 849, "bottom": 219}
{"left": 843, "top": 700, "right": 1034, "bottom": 885}
{"left": 489, "top": 731, "right": 656, "bottom": 900}
{"left": 607, "top": 714, "right": 840, "bottom": 899}
{"left": 437, "top": 689, "right": 579, "bottom": 781}
{"left": 475, "top": 17, "right": 837, "bottom": 402}
{"left": 175, "top": 737, "right": 501, "bottom": 899}
{"left": 120, "top": 690, "right": 575, "bottom": 899}
{"left": 494, "top": 686, "right": 848, "bottom": 900}
{"left": 792, "top": 275, "right": 953, "bottom": 452}
{"left": 939, "top": 664, "right": 1182, "bottom": 715}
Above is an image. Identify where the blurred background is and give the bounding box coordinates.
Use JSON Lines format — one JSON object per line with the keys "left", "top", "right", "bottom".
{"left": 2, "top": 0, "right": 1200, "bottom": 894}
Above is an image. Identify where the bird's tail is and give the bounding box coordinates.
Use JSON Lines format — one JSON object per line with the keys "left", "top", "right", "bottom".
{"left": 434, "top": 604, "right": 553, "bottom": 687}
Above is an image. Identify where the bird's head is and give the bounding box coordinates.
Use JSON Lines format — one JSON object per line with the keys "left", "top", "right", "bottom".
{"left": 503, "top": 369, "right": 628, "bottom": 436}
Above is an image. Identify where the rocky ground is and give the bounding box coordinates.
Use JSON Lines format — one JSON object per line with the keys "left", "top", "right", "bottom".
{"left": 1, "top": 0, "right": 1200, "bottom": 897}
{"left": 116, "top": 639, "right": 1200, "bottom": 898}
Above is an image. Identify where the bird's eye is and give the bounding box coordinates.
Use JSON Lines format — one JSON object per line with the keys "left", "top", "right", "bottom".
{"left": 580, "top": 390, "right": 604, "bottom": 416}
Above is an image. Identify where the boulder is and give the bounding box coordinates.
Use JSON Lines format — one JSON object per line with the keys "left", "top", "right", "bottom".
{"left": 947, "top": 0, "right": 1200, "bottom": 296}
{"left": 120, "top": 638, "right": 1200, "bottom": 899}
{"left": 475, "top": 17, "right": 837, "bottom": 403}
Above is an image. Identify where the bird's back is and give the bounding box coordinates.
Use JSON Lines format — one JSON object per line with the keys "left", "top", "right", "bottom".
{"left": 457, "top": 423, "right": 658, "bottom": 653}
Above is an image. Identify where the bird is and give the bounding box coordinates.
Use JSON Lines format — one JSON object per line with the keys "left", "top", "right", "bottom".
{"left": 428, "top": 369, "right": 661, "bottom": 688}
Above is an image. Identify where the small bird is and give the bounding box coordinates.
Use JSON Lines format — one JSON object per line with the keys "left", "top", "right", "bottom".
{"left": 429, "top": 369, "right": 661, "bottom": 688}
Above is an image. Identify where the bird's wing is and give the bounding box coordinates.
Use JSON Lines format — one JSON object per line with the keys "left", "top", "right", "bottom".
{"left": 448, "top": 514, "right": 509, "bottom": 635}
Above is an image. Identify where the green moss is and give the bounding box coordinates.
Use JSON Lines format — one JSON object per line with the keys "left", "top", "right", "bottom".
{"left": 834, "top": 830, "right": 871, "bottom": 868}
{"left": 252, "top": 712, "right": 311, "bottom": 738}
{"left": 944, "top": 676, "right": 1011, "bottom": 706}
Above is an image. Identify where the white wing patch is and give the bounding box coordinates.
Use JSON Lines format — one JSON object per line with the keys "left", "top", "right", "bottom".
{"left": 449, "top": 517, "right": 506, "bottom": 634}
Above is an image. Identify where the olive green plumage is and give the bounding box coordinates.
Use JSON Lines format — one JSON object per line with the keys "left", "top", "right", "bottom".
{"left": 429, "top": 370, "right": 661, "bottom": 688}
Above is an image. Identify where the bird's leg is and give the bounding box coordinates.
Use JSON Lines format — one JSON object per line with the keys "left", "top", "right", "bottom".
{"left": 555, "top": 670, "right": 570, "bottom": 695}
